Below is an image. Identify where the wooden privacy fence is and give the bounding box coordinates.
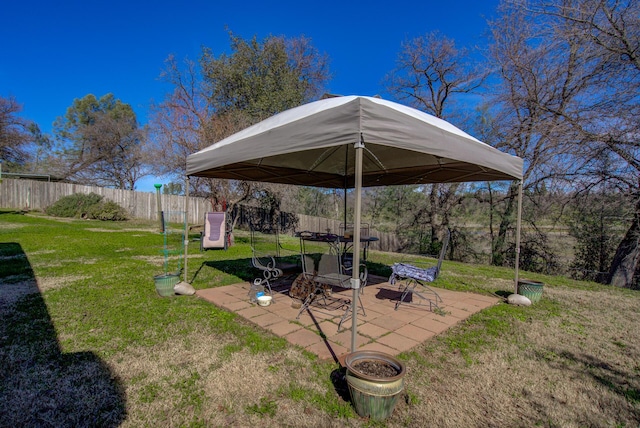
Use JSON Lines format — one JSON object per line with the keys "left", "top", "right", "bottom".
{"left": 0, "top": 178, "right": 209, "bottom": 224}
{"left": 0, "top": 178, "right": 401, "bottom": 252}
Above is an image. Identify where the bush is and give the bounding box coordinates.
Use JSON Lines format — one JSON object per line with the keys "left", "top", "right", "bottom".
{"left": 87, "top": 201, "right": 128, "bottom": 221}
{"left": 45, "top": 193, "right": 128, "bottom": 221}
{"left": 46, "top": 193, "right": 104, "bottom": 218}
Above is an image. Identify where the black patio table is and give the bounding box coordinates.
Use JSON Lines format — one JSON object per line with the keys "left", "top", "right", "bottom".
{"left": 295, "top": 231, "right": 379, "bottom": 266}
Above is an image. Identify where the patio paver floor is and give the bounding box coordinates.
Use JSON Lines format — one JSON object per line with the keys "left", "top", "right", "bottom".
{"left": 196, "top": 275, "right": 499, "bottom": 363}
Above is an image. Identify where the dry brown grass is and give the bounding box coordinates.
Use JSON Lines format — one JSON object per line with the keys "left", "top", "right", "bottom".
{"left": 63, "top": 283, "right": 636, "bottom": 427}
{"left": 109, "top": 326, "right": 350, "bottom": 427}
{"left": 389, "top": 285, "right": 640, "bottom": 427}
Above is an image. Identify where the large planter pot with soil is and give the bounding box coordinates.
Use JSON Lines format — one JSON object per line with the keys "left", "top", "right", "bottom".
{"left": 344, "top": 350, "right": 407, "bottom": 421}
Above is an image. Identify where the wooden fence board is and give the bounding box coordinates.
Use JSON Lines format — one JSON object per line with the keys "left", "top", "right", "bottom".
{"left": 0, "top": 178, "right": 399, "bottom": 252}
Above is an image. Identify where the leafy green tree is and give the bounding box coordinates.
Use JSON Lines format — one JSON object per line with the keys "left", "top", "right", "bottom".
{"left": 296, "top": 187, "right": 334, "bottom": 217}
{"left": 53, "top": 93, "right": 145, "bottom": 189}
{"left": 569, "top": 209, "right": 619, "bottom": 283}
{"left": 364, "top": 186, "right": 427, "bottom": 252}
{"left": 201, "top": 33, "right": 329, "bottom": 123}
{"left": 27, "top": 123, "right": 52, "bottom": 171}
{"left": 149, "top": 31, "right": 330, "bottom": 218}
{"left": 162, "top": 182, "right": 183, "bottom": 195}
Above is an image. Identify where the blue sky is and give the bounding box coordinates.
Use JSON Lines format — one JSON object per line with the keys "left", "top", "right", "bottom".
{"left": 1, "top": 0, "right": 499, "bottom": 191}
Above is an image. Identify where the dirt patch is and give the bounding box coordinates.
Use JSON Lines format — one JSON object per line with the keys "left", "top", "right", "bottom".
{"left": 28, "top": 249, "right": 56, "bottom": 256}
{"left": 85, "top": 227, "right": 159, "bottom": 233}
{"left": 0, "top": 223, "right": 25, "bottom": 230}
{"left": 132, "top": 254, "right": 205, "bottom": 265}
{"left": 38, "top": 275, "right": 90, "bottom": 292}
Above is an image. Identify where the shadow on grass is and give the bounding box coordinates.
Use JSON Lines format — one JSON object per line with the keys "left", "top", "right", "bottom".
{"left": 191, "top": 257, "right": 257, "bottom": 284}
{"left": 0, "top": 243, "right": 126, "bottom": 427}
{"left": 366, "top": 261, "right": 393, "bottom": 278}
{"left": 191, "top": 255, "right": 302, "bottom": 286}
{"left": 330, "top": 366, "right": 352, "bottom": 403}
{"left": 554, "top": 349, "right": 640, "bottom": 408}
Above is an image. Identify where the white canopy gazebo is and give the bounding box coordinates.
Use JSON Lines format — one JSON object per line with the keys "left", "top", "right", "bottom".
{"left": 185, "top": 95, "right": 524, "bottom": 352}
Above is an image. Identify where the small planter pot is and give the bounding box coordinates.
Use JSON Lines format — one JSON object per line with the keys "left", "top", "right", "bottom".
{"left": 517, "top": 279, "right": 544, "bottom": 303}
{"left": 344, "top": 350, "right": 406, "bottom": 421}
{"left": 154, "top": 274, "right": 179, "bottom": 297}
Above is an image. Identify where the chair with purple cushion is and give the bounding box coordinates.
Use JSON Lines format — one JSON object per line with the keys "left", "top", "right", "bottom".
{"left": 200, "top": 212, "right": 228, "bottom": 251}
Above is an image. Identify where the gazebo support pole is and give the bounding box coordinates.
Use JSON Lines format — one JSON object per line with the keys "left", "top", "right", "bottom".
{"left": 184, "top": 176, "right": 190, "bottom": 283}
{"left": 514, "top": 180, "right": 523, "bottom": 293}
{"left": 344, "top": 145, "right": 349, "bottom": 225}
{"left": 351, "top": 138, "right": 364, "bottom": 352}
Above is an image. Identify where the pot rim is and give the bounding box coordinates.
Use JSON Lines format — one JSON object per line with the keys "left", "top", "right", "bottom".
{"left": 518, "top": 279, "right": 544, "bottom": 285}
{"left": 344, "top": 350, "right": 406, "bottom": 382}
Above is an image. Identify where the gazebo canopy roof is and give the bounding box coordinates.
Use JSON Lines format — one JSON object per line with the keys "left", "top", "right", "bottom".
{"left": 186, "top": 96, "right": 523, "bottom": 187}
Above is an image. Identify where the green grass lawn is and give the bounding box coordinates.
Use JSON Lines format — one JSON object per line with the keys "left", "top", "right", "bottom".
{"left": 1, "top": 210, "right": 639, "bottom": 427}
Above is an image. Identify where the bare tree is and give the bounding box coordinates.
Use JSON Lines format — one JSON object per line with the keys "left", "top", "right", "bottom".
{"left": 386, "top": 31, "right": 485, "bottom": 119}
{"left": 0, "top": 96, "right": 32, "bottom": 167}
{"left": 483, "top": 0, "right": 607, "bottom": 268}
{"left": 385, "top": 31, "right": 487, "bottom": 253}
{"left": 508, "top": 0, "right": 640, "bottom": 287}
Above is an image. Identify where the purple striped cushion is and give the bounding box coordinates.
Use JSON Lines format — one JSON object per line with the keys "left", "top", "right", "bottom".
{"left": 389, "top": 262, "right": 437, "bottom": 285}
{"left": 206, "top": 213, "right": 224, "bottom": 241}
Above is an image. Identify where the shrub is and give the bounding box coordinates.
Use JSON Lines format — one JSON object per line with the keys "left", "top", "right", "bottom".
{"left": 45, "top": 193, "right": 128, "bottom": 221}
{"left": 46, "top": 193, "right": 104, "bottom": 218}
{"left": 87, "top": 201, "right": 128, "bottom": 221}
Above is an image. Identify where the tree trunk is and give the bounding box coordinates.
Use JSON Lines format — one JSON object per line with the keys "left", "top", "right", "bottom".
{"left": 491, "top": 183, "right": 518, "bottom": 266}
{"left": 429, "top": 184, "right": 440, "bottom": 244}
{"left": 607, "top": 197, "right": 640, "bottom": 289}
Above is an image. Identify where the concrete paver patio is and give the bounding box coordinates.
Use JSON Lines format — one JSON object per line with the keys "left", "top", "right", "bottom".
{"left": 196, "top": 275, "right": 499, "bottom": 362}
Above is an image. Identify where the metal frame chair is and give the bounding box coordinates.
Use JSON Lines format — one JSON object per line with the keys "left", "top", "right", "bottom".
{"left": 297, "top": 244, "right": 367, "bottom": 330}
{"left": 250, "top": 249, "right": 282, "bottom": 297}
{"left": 389, "top": 229, "right": 450, "bottom": 311}
{"left": 250, "top": 228, "right": 300, "bottom": 299}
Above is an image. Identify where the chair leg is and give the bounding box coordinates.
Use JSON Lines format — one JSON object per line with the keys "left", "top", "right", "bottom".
{"left": 258, "top": 269, "right": 278, "bottom": 301}
{"left": 395, "top": 278, "right": 442, "bottom": 311}
{"left": 337, "top": 292, "right": 366, "bottom": 331}
{"left": 262, "top": 278, "right": 273, "bottom": 299}
{"left": 295, "top": 279, "right": 327, "bottom": 319}
{"left": 395, "top": 279, "right": 416, "bottom": 310}
{"left": 296, "top": 292, "right": 316, "bottom": 319}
